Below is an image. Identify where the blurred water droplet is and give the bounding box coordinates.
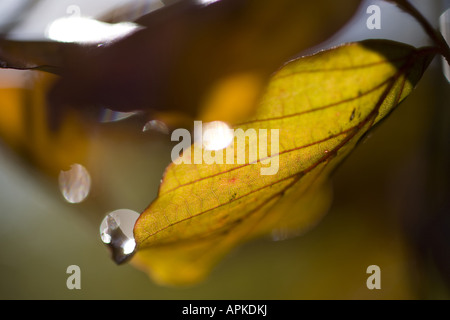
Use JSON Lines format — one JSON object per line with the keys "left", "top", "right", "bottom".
{"left": 142, "top": 119, "right": 169, "bottom": 134}
{"left": 440, "top": 8, "right": 450, "bottom": 83}
{"left": 270, "top": 228, "right": 302, "bottom": 242}
{"left": 100, "top": 209, "right": 140, "bottom": 264}
{"left": 46, "top": 15, "right": 141, "bottom": 44}
{"left": 58, "top": 164, "right": 91, "bottom": 203}
{"left": 197, "top": 0, "right": 220, "bottom": 6}
{"left": 202, "top": 121, "right": 233, "bottom": 151}
{"left": 99, "top": 108, "right": 141, "bottom": 123}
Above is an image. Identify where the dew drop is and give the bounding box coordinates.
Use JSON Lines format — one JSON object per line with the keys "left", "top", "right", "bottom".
{"left": 271, "top": 227, "right": 302, "bottom": 242}
{"left": 99, "top": 108, "right": 141, "bottom": 123}
{"left": 58, "top": 163, "right": 91, "bottom": 203}
{"left": 99, "top": 209, "right": 140, "bottom": 265}
{"left": 197, "top": 0, "right": 220, "bottom": 6}
{"left": 46, "top": 15, "right": 141, "bottom": 44}
{"left": 98, "top": 108, "right": 141, "bottom": 123}
{"left": 142, "top": 119, "right": 169, "bottom": 134}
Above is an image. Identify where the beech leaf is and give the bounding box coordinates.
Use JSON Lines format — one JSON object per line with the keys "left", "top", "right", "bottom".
{"left": 1, "top": 0, "right": 361, "bottom": 128}
{"left": 133, "top": 39, "right": 435, "bottom": 286}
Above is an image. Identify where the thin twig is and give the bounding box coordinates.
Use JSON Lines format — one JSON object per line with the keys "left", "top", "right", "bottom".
{"left": 388, "top": 0, "right": 450, "bottom": 66}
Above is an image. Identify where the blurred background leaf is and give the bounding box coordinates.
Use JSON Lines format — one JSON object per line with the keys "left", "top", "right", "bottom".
{"left": 0, "top": 0, "right": 448, "bottom": 299}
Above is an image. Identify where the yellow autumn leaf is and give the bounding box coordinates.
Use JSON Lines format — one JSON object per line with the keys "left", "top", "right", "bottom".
{"left": 133, "top": 39, "right": 435, "bottom": 286}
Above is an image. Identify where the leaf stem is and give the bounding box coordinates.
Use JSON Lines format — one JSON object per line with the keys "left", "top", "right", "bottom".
{"left": 389, "top": 0, "right": 450, "bottom": 66}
